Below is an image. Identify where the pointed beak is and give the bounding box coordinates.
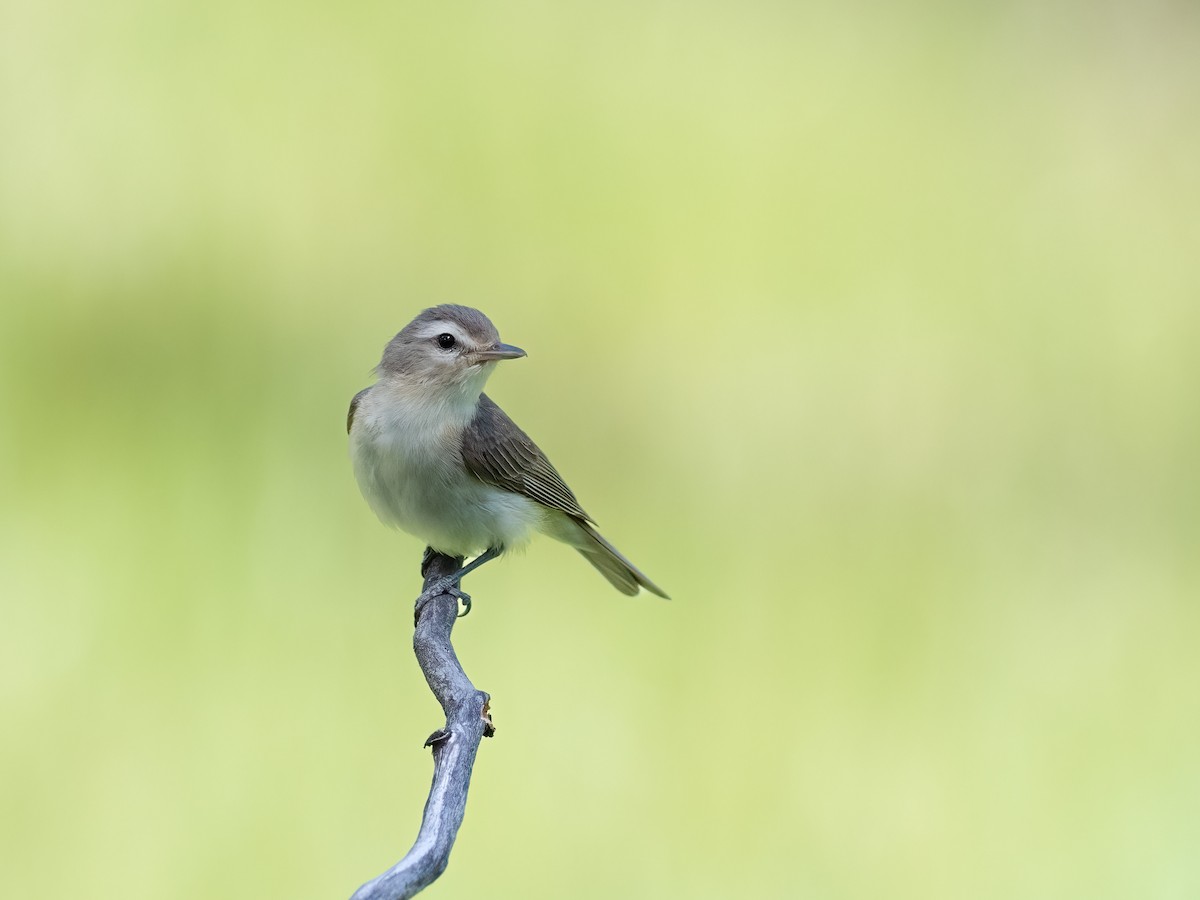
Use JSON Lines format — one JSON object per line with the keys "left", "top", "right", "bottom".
{"left": 473, "top": 342, "right": 527, "bottom": 362}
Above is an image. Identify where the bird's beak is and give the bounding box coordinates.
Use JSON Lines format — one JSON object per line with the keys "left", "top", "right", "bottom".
{"left": 473, "top": 342, "right": 527, "bottom": 362}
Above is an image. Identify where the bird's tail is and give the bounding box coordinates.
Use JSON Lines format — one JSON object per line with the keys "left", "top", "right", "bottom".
{"left": 574, "top": 521, "right": 669, "bottom": 599}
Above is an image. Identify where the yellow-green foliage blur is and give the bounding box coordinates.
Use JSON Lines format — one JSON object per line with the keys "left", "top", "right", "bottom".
{"left": 3, "top": 2, "right": 1198, "bottom": 898}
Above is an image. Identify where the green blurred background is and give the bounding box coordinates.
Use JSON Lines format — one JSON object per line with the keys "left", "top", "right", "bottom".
{"left": 3, "top": 1, "right": 1199, "bottom": 897}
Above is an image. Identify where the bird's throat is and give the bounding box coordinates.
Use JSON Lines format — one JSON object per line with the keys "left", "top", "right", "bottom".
{"left": 375, "top": 372, "right": 487, "bottom": 432}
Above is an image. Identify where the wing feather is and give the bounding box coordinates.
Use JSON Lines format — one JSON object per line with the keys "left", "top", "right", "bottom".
{"left": 462, "top": 394, "right": 592, "bottom": 522}
{"left": 347, "top": 387, "right": 371, "bottom": 433}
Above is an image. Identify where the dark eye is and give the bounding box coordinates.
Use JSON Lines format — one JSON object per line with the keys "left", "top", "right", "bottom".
{"left": 436, "top": 333, "right": 456, "bottom": 350}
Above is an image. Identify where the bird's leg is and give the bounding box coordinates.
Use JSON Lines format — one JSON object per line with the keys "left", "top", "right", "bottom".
{"left": 415, "top": 547, "right": 502, "bottom": 622}
{"left": 452, "top": 546, "right": 502, "bottom": 582}
{"left": 445, "top": 547, "right": 503, "bottom": 617}
{"left": 415, "top": 549, "right": 463, "bottom": 625}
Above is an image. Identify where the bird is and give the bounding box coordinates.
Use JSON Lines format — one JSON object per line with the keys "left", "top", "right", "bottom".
{"left": 348, "top": 304, "right": 668, "bottom": 612}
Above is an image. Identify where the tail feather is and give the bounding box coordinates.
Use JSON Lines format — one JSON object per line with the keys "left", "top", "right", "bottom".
{"left": 578, "top": 547, "right": 640, "bottom": 595}
{"left": 576, "top": 522, "right": 670, "bottom": 599}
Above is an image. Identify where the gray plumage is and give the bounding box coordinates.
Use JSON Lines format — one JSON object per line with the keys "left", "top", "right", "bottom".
{"left": 462, "top": 394, "right": 590, "bottom": 522}
{"left": 379, "top": 305, "right": 502, "bottom": 377}
{"left": 348, "top": 304, "right": 667, "bottom": 600}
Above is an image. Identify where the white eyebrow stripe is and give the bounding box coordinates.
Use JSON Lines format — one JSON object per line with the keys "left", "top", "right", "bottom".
{"left": 418, "top": 321, "right": 470, "bottom": 343}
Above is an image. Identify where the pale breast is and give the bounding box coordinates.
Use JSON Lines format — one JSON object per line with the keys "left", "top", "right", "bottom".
{"left": 349, "top": 385, "right": 545, "bottom": 556}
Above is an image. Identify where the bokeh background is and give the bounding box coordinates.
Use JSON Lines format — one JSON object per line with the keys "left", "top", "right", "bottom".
{"left": 3, "top": 1, "right": 1199, "bottom": 897}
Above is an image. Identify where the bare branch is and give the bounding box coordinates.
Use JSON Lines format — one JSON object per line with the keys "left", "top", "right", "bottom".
{"left": 350, "top": 551, "right": 495, "bottom": 900}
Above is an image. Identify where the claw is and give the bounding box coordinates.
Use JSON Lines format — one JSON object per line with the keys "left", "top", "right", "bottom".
{"left": 414, "top": 574, "right": 472, "bottom": 624}
{"left": 412, "top": 547, "right": 500, "bottom": 623}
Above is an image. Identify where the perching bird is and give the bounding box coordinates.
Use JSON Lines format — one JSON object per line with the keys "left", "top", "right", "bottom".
{"left": 348, "top": 305, "right": 668, "bottom": 610}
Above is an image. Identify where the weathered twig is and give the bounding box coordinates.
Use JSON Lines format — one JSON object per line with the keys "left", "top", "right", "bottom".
{"left": 350, "top": 551, "right": 495, "bottom": 900}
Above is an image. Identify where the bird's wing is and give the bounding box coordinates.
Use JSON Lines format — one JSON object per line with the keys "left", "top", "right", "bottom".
{"left": 347, "top": 387, "right": 371, "bottom": 434}
{"left": 461, "top": 394, "right": 592, "bottom": 522}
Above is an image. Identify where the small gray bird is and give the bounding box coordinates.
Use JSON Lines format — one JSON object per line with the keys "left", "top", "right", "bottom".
{"left": 348, "top": 305, "right": 668, "bottom": 609}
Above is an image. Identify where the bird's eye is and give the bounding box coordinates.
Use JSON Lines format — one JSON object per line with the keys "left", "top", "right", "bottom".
{"left": 436, "top": 333, "right": 456, "bottom": 350}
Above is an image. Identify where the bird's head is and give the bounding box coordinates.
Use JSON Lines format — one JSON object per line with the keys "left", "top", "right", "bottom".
{"left": 377, "top": 305, "right": 526, "bottom": 399}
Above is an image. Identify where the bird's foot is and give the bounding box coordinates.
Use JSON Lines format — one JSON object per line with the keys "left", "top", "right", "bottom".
{"left": 413, "top": 575, "right": 473, "bottom": 625}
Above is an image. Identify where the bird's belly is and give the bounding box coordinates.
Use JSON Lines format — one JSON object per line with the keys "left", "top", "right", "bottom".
{"left": 351, "top": 427, "right": 543, "bottom": 557}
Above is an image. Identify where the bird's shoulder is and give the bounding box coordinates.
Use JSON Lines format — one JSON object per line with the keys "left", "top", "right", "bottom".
{"left": 462, "top": 394, "right": 591, "bottom": 522}
{"left": 347, "top": 386, "right": 372, "bottom": 434}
